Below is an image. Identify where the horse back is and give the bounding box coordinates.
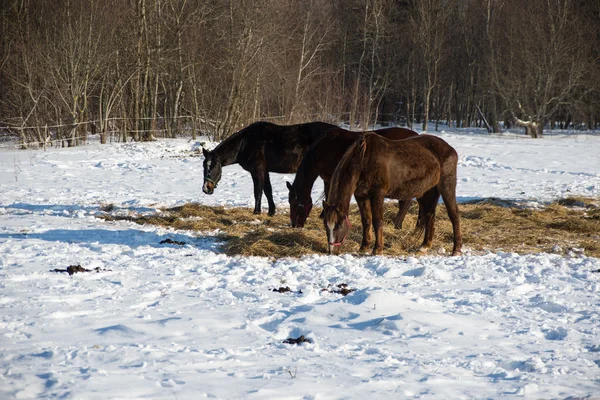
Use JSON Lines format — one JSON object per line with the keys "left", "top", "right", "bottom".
{"left": 356, "top": 133, "right": 442, "bottom": 200}
{"left": 238, "top": 121, "right": 336, "bottom": 173}
{"left": 372, "top": 126, "right": 418, "bottom": 141}
{"left": 306, "top": 127, "right": 417, "bottom": 181}
{"left": 401, "top": 134, "right": 457, "bottom": 159}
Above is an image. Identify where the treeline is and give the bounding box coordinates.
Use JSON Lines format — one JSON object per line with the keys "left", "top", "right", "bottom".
{"left": 1, "top": 0, "right": 599, "bottom": 147}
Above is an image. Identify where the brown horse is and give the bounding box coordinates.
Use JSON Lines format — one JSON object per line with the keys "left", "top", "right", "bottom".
{"left": 286, "top": 127, "right": 418, "bottom": 228}
{"left": 202, "top": 121, "right": 337, "bottom": 215}
{"left": 322, "top": 133, "right": 462, "bottom": 256}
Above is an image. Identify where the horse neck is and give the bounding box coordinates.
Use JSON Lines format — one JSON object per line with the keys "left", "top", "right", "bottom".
{"left": 328, "top": 145, "right": 363, "bottom": 215}
{"left": 293, "top": 153, "right": 320, "bottom": 203}
{"left": 213, "top": 132, "right": 243, "bottom": 166}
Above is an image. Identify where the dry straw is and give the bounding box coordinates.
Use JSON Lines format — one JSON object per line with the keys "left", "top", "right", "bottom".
{"left": 101, "top": 197, "right": 600, "bottom": 258}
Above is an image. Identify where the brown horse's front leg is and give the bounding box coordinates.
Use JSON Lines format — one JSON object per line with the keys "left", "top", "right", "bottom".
{"left": 356, "top": 198, "right": 372, "bottom": 253}
{"left": 250, "top": 171, "right": 263, "bottom": 214}
{"left": 370, "top": 193, "right": 385, "bottom": 255}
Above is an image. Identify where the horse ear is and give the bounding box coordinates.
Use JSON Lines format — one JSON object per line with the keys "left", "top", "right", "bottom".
{"left": 202, "top": 147, "right": 210, "bottom": 158}
{"left": 286, "top": 181, "right": 293, "bottom": 191}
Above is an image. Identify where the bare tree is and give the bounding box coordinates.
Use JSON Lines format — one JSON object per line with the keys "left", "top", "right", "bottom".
{"left": 410, "top": 0, "right": 453, "bottom": 132}
{"left": 488, "top": 0, "right": 590, "bottom": 137}
{"left": 287, "top": 0, "right": 333, "bottom": 121}
{"left": 2, "top": 0, "right": 599, "bottom": 146}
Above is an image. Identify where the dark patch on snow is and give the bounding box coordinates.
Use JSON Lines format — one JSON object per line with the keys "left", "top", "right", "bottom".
{"left": 160, "top": 238, "right": 186, "bottom": 246}
{"left": 272, "top": 286, "right": 303, "bottom": 294}
{"left": 322, "top": 283, "right": 356, "bottom": 296}
{"left": 283, "top": 335, "right": 313, "bottom": 345}
{"left": 51, "top": 265, "right": 112, "bottom": 275}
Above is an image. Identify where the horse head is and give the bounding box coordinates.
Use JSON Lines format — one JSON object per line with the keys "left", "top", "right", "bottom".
{"left": 321, "top": 200, "right": 351, "bottom": 254}
{"left": 202, "top": 148, "right": 222, "bottom": 195}
{"left": 287, "top": 181, "right": 312, "bottom": 228}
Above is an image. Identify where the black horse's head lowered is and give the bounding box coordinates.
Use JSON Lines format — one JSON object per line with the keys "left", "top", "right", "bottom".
{"left": 202, "top": 148, "right": 222, "bottom": 195}
{"left": 287, "top": 181, "right": 312, "bottom": 228}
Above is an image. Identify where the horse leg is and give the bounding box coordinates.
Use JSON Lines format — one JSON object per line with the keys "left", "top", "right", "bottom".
{"left": 415, "top": 196, "right": 427, "bottom": 231}
{"left": 393, "top": 199, "right": 412, "bottom": 229}
{"left": 356, "top": 197, "right": 372, "bottom": 253}
{"left": 263, "top": 171, "right": 276, "bottom": 216}
{"left": 418, "top": 188, "right": 440, "bottom": 253}
{"left": 250, "top": 171, "right": 264, "bottom": 215}
{"left": 439, "top": 179, "right": 463, "bottom": 256}
{"left": 370, "top": 192, "right": 385, "bottom": 255}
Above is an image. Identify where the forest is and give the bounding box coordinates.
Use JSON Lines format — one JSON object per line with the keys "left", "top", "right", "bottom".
{"left": 1, "top": 0, "right": 599, "bottom": 147}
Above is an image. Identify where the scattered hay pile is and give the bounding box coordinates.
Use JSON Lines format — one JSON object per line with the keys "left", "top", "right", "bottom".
{"left": 100, "top": 196, "right": 600, "bottom": 258}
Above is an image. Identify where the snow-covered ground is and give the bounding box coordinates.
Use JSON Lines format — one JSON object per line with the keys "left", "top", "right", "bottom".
{"left": 1, "top": 128, "right": 599, "bottom": 399}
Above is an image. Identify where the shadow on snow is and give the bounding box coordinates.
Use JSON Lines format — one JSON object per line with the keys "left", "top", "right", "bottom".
{"left": 0, "top": 228, "right": 218, "bottom": 250}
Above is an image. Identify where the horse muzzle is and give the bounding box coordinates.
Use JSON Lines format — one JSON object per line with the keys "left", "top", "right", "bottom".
{"left": 202, "top": 181, "right": 215, "bottom": 194}
{"left": 327, "top": 243, "right": 340, "bottom": 255}
{"left": 292, "top": 216, "right": 306, "bottom": 229}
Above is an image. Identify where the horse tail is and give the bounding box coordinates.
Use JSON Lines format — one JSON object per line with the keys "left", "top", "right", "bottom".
{"left": 357, "top": 134, "right": 368, "bottom": 160}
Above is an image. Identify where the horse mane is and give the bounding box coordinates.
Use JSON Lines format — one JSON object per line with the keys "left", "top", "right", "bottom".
{"left": 328, "top": 134, "right": 368, "bottom": 208}
{"left": 212, "top": 122, "right": 268, "bottom": 164}
{"left": 338, "top": 133, "right": 368, "bottom": 170}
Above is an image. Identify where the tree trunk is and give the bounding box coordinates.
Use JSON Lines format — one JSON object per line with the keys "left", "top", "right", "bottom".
{"left": 523, "top": 121, "right": 543, "bottom": 138}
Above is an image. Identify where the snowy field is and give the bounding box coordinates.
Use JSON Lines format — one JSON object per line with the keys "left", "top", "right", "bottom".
{"left": 1, "top": 128, "right": 600, "bottom": 399}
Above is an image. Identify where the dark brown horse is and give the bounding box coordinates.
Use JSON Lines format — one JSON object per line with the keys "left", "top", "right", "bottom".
{"left": 322, "top": 133, "right": 462, "bottom": 256}
{"left": 287, "top": 127, "right": 418, "bottom": 228}
{"left": 202, "top": 121, "right": 337, "bottom": 215}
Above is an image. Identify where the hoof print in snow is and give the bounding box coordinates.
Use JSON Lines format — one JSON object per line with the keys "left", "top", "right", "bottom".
{"left": 322, "top": 283, "right": 356, "bottom": 296}
{"left": 160, "top": 238, "right": 186, "bottom": 246}
{"left": 51, "top": 265, "right": 111, "bottom": 275}
{"left": 587, "top": 345, "right": 600, "bottom": 352}
{"left": 283, "top": 335, "right": 312, "bottom": 345}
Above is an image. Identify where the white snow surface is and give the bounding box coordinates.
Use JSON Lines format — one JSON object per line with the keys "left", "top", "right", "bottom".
{"left": 1, "top": 128, "right": 600, "bottom": 399}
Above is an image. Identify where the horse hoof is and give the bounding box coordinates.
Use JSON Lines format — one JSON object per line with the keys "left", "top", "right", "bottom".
{"left": 372, "top": 248, "right": 383, "bottom": 256}
{"left": 358, "top": 247, "right": 369, "bottom": 254}
{"left": 451, "top": 250, "right": 462, "bottom": 256}
{"left": 253, "top": 210, "right": 261, "bottom": 215}
{"left": 268, "top": 210, "right": 276, "bottom": 217}
{"left": 418, "top": 246, "right": 430, "bottom": 254}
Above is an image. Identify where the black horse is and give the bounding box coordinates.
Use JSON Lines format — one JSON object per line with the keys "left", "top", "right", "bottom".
{"left": 202, "top": 121, "right": 337, "bottom": 216}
